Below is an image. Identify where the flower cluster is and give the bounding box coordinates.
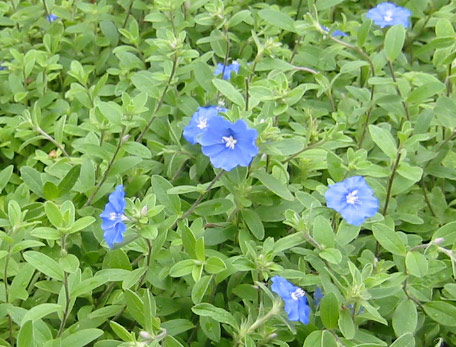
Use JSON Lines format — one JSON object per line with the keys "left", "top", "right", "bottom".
{"left": 214, "top": 62, "right": 240, "bottom": 80}
{"left": 325, "top": 176, "right": 379, "bottom": 226}
{"left": 100, "top": 185, "right": 128, "bottom": 248}
{"left": 366, "top": 2, "right": 411, "bottom": 28}
{"left": 184, "top": 107, "right": 258, "bottom": 171}
{"left": 271, "top": 276, "right": 310, "bottom": 324}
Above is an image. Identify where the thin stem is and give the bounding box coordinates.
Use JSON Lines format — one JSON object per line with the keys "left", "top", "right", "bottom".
{"left": 283, "top": 139, "right": 325, "bottom": 163}
{"left": 136, "top": 239, "right": 153, "bottom": 289}
{"left": 4, "top": 246, "right": 13, "bottom": 345}
{"left": 383, "top": 150, "right": 402, "bottom": 215}
{"left": 179, "top": 170, "right": 225, "bottom": 221}
{"left": 420, "top": 177, "right": 436, "bottom": 217}
{"left": 58, "top": 236, "right": 71, "bottom": 337}
{"left": 122, "top": 0, "right": 134, "bottom": 28}
{"left": 245, "top": 55, "right": 260, "bottom": 111}
{"left": 290, "top": 34, "right": 303, "bottom": 64}
{"left": 42, "top": 0, "right": 50, "bottom": 18}
{"left": 36, "top": 126, "right": 71, "bottom": 160}
{"left": 84, "top": 126, "right": 127, "bottom": 207}
{"left": 293, "top": 65, "right": 318, "bottom": 74}
{"left": 387, "top": 60, "right": 411, "bottom": 121}
{"left": 136, "top": 55, "right": 178, "bottom": 142}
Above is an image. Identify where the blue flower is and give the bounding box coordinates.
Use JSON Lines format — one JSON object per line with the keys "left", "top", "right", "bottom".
{"left": 47, "top": 14, "right": 58, "bottom": 22}
{"left": 366, "top": 2, "right": 411, "bottom": 28}
{"left": 214, "top": 61, "right": 240, "bottom": 80}
{"left": 100, "top": 185, "right": 127, "bottom": 248}
{"left": 314, "top": 287, "right": 324, "bottom": 306}
{"left": 271, "top": 276, "right": 310, "bottom": 324}
{"left": 321, "top": 25, "right": 348, "bottom": 37}
{"left": 324, "top": 176, "right": 379, "bottom": 226}
{"left": 183, "top": 106, "right": 227, "bottom": 145}
{"left": 199, "top": 116, "right": 258, "bottom": 171}
{"left": 0, "top": 65, "right": 7, "bottom": 71}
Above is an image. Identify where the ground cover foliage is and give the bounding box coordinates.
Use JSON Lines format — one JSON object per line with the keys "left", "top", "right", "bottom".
{"left": 0, "top": 0, "right": 455, "bottom": 345}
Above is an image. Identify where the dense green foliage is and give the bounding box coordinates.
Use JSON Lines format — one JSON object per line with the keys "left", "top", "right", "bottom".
{"left": 0, "top": 0, "right": 455, "bottom": 346}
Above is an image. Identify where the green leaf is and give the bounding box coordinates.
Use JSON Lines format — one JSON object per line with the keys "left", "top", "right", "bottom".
{"left": 372, "top": 223, "right": 406, "bottom": 256}
{"left": 62, "top": 329, "right": 104, "bottom": 347}
{"left": 338, "top": 310, "right": 355, "bottom": 339}
{"left": 192, "top": 303, "right": 238, "bottom": 328}
{"left": 194, "top": 198, "right": 234, "bottom": 217}
{"left": 125, "top": 290, "right": 145, "bottom": 327}
{"left": 45, "top": 201, "right": 64, "bottom": 229}
{"left": 205, "top": 256, "right": 226, "bottom": 274}
{"left": 406, "top": 251, "right": 428, "bottom": 277}
{"left": 151, "top": 175, "right": 181, "bottom": 215}
{"left": 385, "top": 25, "right": 406, "bottom": 62}
{"left": 192, "top": 275, "right": 212, "bottom": 304}
{"left": 212, "top": 79, "right": 245, "bottom": 109}
{"left": 200, "top": 316, "right": 221, "bottom": 343}
{"left": 17, "top": 320, "right": 35, "bottom": 347}
{"left": 123, "top": 141, "right": 152, "bottom": 158}
{"left": 423, "top": 301, "right": 456, "bottom": 326}
{"left": 20, "top": 166, "right": 43, "bottom": 197}
{"left": 320, "top": 293, "right": 339, "bottom": 329}
{"left": 258, "top": 9, "right": 295, "bottom": 32}
{"left": 369, "top": 125, "right": 397, "bottom": 160}
{"left": 319, "top": 248, "right": 342, "bottom": 264}
{"left": 313, "top": 215, "right": 335, "bottom": 248}
{"left": 0, "top": 165, "right": 13, "bottom": 193}
{"left": 161, "top": 319, "right": 194, "bottom": 336}
{"left": 432, "top": 221, "right": 456, "bottom": 247}
{"left": 241, "top": 209, "right": 265, "bottom": 240}
{"left": 393, "top": 299, "right": 417, "bottom": 336}
{"left": 21, "top": 304, "right": 63, "bottom": 325}
{"left": 59, "top": 254, "right": 80, "bottom": 273}
{"left": 195, "top": 237, "right": 205, "bottom": 262}
{"left": 23, "top": 251, "right": 64, "bottom": 281}
{"left": 253, "top": 171, "right": 294, "bottom": 201}
{"left": 169, "top": 259, "right": 196, "bottom": 277}
{"left": 390, "top": 333, "right": 415, "bottom": 347}
{"left": 407, "top": 82, "right": 445, "bottom": 104}
{"left": 110, "top": 321, "right": 134, "bottom": 342}
{"left": 58, "top": 164, "right": 81, "bottom": 195}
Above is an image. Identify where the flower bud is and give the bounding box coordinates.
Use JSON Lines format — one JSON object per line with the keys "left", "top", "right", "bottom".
{"left": 433, "top": 237, "right": 445, "bottom": 245}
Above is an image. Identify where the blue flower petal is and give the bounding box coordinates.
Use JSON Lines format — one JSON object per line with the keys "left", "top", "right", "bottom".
{"left": 104, "top": 221, "right": 126, "bottom": 249}
{"left": 214, "top": 62, "right": 240, "bottom": 80}
{"left": 325, "top": 176, "right": 379, "bottom": 226}
{"left": 366, "top": 2, "right": 411, "bottom": 29}
{"left": 100, "top": 185, "right": 127, "bottom": 249}
{"left": 271, "top": 276, "right": 310, "bottom": 324}
{"left": 183, "top": 106, "right": 226, "bottom": 145}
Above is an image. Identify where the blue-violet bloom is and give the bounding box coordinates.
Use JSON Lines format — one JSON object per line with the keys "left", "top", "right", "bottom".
{"left": 271, "top": 276, "right": 310, "bottom": 324}
{"left": 183, "top": 106, "right": 227, "bottom": 145}
{"left": 100, "top": 185, "right": 128, "bottom": 248}
{"left": 325, "top": 176, "right": 379, "bottom": 226}
{"left": 47, "top": 14, "right": 58, "bottom": 22}
{"left": 199, "top": 116, "right": 258, "bottom": 171}
{"left": 314, "top": 287, "right": 324, "bottom": 306}
{"left": 214, "top": 61, "right": 240, "bottom": 80}
{"left": 0, "top": 65, "right": 7, "bottom": 71}
{"left": 366, "top": 2, "right": 411, "bottom": 28}
{"left": 321, "top": 25, "right": 348, "bottom": 37}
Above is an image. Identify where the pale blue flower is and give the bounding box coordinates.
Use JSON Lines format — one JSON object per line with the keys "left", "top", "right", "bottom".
{"left": 321, "top": 25, "right": 348, "bottom": 37}
{"left": 214, "top": 62, "right": 240, "bottom": 80}
{"left": 183, "top": 106, "right": 227, "bottom": 145}
{"left": 47, "top": 14, "right": 58, "bottom": 22}
{"left": 199, "top": 116, "right": 258, "bottom": 171}
{"left": 271, "top": 276, "right": 310, "bottom": 324}
{"left": 366, "top": 2, "right": 411, "bottom": 28}
{"left": 325, "top": 176, "right": 379, "bottom": 226}
{"left": 100, "top": 185, "right": 127, "bottom": 248}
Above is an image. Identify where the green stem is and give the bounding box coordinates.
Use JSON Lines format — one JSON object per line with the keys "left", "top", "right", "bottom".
{"left": 35, "top": 125, "right": 71, "bottom": 160}
{"left": 179, "top": 170, "right": 225, "bottom": 221}
{"left": 84, "top": 126, "right": 127, "bottom": 207}
{"left": 136, "top": 55, "right": 178, "bottom": 142}
{"left": 387, "top": 60, "right": 410, "bottom": 121}
{"left": 283, "top": 140, "right": 325, "bottom": 163}
{"left": 122, "top": 0, "right": 134, "bottom": 28}
{"left": 383, "top": 150, "right": 402, "bottom": 215}
{"left": 58, "top": 236, "right": 71, "bottom": 337}
{"left": 136, "top": 239, "right": 153, "bottom": 289}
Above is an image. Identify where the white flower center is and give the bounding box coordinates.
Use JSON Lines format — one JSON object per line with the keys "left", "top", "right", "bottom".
{"left": 197, "top": 117, "right": 207, "bottom": 130}
{"left": 222, "top": 135, "right": 237, "bottom": 150}
{"left": 291, "top": 288, "right": 305, "bottom": 301}
{"left": 346, "top": 190, "right": 359, "bottom": 205}
{"left": 109, "top": 212, "right": 127, "bottom": 221}
{"left": 384, "top": 10, "right": 393, "bottom": 22}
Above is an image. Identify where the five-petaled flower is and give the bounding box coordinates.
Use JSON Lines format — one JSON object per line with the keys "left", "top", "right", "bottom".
{"left": 183, "top": 106, "right": 227, "bottom": 145}
{"left": 214, "top": 61, "right": 240, "bottom": 80}
{"left": 199, "top": 115, "right": 258, "bottom": 171}
{"left": 100, "top": 185, "right": 128, "bottom": 248}
{"left": 325, "top": 176, "right": 379, "bottom": 226}
{"left": 321, "top": 25, "right": 348, "bottom": 37}
{"left": 47, "top": 14, "right": 58, "bottom": 22}
{"left": 366, "top": 2, "right": 411, "bottom": 28}
{"left": 271, "top": 276, "right": 310, "bottom": 324}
